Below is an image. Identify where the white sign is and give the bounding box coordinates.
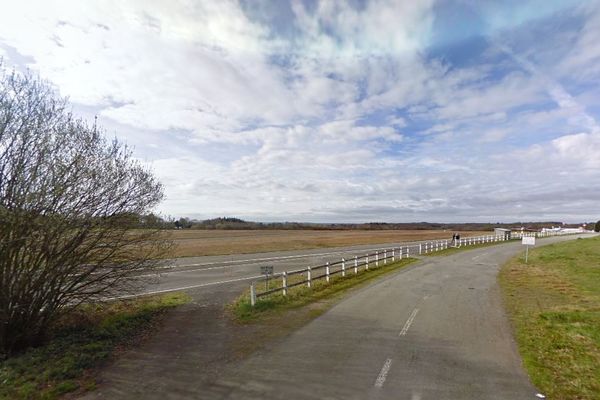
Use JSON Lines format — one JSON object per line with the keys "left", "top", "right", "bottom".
{"left": 522, "top": 236, "right": 536, "bottom": 246}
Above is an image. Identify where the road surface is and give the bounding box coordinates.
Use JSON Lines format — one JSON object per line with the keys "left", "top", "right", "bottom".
{"left": 125, "top": 237, "right": 475, "bottom": 298}
{"left": 85, "top": 233, "right": 594, "bottom": 399}
{"left": 196, "top": 234, "right": 592, "bottom": 399}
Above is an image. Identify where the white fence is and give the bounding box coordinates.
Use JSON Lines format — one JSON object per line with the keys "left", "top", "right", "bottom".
{"left": 249, "top": 230, "right": 581, "bottom": 306}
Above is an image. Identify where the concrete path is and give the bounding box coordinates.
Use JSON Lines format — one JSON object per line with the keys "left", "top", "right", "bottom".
{"left": 83, "top": 234, "right": 593, "bottom": 399}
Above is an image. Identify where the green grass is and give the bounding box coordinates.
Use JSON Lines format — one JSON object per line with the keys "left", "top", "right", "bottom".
{"left": 499, "top": 236, "right": 600, "bottom": 400}
{"left": 0, "top": 292, "right": 190, "bottom": 400}
{"left": 231, "top": 258, "right": 416, "bottom": 321}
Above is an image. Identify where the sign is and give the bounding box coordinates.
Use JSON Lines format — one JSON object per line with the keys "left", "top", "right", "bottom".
{"left": 260, "top": 265, "right": 274, "bottom": 275}
{"left": 522, "top": 236, "right": 536, "bottom": 246}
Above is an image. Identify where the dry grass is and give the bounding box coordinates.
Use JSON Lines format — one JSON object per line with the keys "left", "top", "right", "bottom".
{"left": 165, "top": 229, "right": 489, "bottom": 257}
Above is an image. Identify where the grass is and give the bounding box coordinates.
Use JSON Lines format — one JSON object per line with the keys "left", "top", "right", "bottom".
{"left": 231, "top": 258, "right": 417, "bottom": 322}
{"left": 0, "top": 292, "right": 190, "bottom": 400}
{"left": 499, "top": 236, "right": 600, "bottom": 399}
{"left": 165, "top": 229, "right": 489, "bottom": 257}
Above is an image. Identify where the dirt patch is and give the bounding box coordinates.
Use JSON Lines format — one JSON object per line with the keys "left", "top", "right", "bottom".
{"left": 76, "top": 278, "right": 340, "bottom": 400}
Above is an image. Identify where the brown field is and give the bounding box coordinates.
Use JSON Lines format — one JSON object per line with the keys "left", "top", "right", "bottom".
{"left": 166, "top": 229, "right": 490, "bottom": 258}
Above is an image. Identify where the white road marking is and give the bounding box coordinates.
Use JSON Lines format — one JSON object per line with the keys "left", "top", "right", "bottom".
{"left": 136, "top": 245, "right": 413, "bottom": 278}
{"left": 152, "top": 240, "right": 434, "bottom": 275}
{"left": 103, "top": 274, "right": 264, "bottom": 301}
{"left": 374, "top": 358, "right": 393, "bottom": 388}
{"left": 399, "top": 308, "right": 419, "bottom": 336}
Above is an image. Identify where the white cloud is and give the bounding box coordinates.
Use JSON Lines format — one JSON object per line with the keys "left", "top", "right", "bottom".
{"left": 1, "top": 1, "right": 599, "bottom": 222}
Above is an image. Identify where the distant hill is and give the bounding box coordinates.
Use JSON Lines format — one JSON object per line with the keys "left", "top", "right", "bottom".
{"left": 185, "top": 218, "right": 576, "bottom": 231}
{"left": 136, "top": 214, "right": 587, "bottom": 231}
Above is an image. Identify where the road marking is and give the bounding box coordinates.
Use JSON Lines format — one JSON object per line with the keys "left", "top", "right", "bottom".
{"left": 374, "top": 358, "right": 393, "bottom": 388}
{"left": 399, "top": 308, "right": 419, "bottom": 336}
{"left": 152, "top": 239, "right": 445, "bottom": 274}
{"left": 137, "top": 245, "right": 419, "bottom": 277}
{"left": 103, "top": 274, "right": 264, "bottom": 301}
{"left": 135, "top": 264, "right": 240, "bottom": 278}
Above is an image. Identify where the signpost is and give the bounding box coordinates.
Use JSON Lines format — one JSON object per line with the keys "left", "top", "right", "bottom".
{"left": 260, "top": 265, "right": 274, "bottom": 290}
{"left": 522, "top": 236, "right": 536, "bottom": 263}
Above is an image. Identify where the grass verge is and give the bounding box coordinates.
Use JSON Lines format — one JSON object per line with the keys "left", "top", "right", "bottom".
{"left": 499, "top": 236, "right": 600, "bottom": 399}
{"left": 231, "top": 258, "right": 416, "bottom": 322}
{"left": 0, "top": 292, "right": 190, "bottom": 400}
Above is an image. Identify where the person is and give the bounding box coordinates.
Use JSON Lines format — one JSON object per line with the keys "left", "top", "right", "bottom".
{"left": 452, "top": 233, "right": 456, "bottom": 245}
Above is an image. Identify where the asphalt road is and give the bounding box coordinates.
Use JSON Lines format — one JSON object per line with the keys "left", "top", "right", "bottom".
{"left": 197, "top": 233, "right": 593, "bottom": 400}
{"left": 84, "top": 233, "right": 595, "bottom": 400}
{"left": 125, "top": 237, "right": 477, "bottom": 298}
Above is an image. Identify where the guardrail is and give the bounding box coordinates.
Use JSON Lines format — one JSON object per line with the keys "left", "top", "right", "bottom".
{"left": 249, "top": 230, "right": 584, "bottom": 306}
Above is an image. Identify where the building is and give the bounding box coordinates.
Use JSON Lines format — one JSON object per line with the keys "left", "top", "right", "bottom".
{"left": 494, "top": 228, "right": 511, "bottom": 240}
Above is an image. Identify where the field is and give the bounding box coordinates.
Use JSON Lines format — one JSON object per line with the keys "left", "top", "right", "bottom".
{"left": 166, "top": 229, "right": 489, "bottom": 257}
{"left": 499, "top": 236, "right": 600, "bottom": 399}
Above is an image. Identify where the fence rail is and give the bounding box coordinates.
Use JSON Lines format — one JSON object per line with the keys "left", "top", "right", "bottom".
{"left": 249, "top": 230, "right": 584, "bottom": 306}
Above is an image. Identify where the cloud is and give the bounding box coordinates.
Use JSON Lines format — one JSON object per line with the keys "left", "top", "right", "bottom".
{"left": 1, "top": 1, "right": 599, "bottom": 222}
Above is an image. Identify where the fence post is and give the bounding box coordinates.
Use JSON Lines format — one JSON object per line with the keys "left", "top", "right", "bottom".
{"left": 282, "top": 272, "right": 288, "bottom": 296}
{"left": 307, "top": 267, "right": 312, "bottom": 288}
{"left": 375, "top": 251, "right": 379, "bottom": 267}
{"left": 250, "top": 282, "right": 256, "bottom": 306}
{"left": 326, "top": 262, "right": 330, "bottom": 283}
{"left": 341, "top": 258, "right": 346, "bottom": 277}
{"left": 407, "top": 247, "right": 410, "bottom": 257}
{"left": 419, "top": 243, "right": 422, "bottom": 255}
{"left": 354, "top": 256, "right": 358, "bottom": 274}
{"left": 366, "top": 254, "right": 369, "bottom": 270}
{"left": 392, "top": 248, "right": 395, "bottom": 262}
{"left": 384, "top": 250, "right": 387, "bottom": 264}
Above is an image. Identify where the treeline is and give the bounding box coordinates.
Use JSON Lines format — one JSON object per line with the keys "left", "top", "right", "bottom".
{"left": 136, "top": 215, "right": 590, "bottom": 231}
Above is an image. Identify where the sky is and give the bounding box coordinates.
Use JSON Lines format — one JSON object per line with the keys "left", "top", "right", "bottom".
{"left": 1, "top": 0, "right": 599, "bottom": 223}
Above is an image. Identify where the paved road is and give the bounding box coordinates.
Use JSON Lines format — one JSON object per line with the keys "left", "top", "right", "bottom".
{"left": 197, "top": 233, "right": 593, "bottom": 400}
{"left": 125, "top": 237, "right": 475, "bottom": 298}
{"left": 85, "top": 233, "right": 594, "bottom": 400}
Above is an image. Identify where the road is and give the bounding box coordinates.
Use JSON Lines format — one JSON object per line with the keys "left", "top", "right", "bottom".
{"left": 197, "top": 233, "right": 592, "bottom": 399}
{"left": 84, "top": 233, "right": 594, "bottom": 400}
{"left": 124, "top": 237, "right": 473, "bottom": 298}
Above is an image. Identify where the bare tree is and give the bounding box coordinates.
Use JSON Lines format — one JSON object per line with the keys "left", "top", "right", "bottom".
{"left": 0, "top": 63, "right": 170, "bottom": 357}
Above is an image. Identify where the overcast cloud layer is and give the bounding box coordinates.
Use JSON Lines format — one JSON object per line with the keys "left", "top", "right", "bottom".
{"left": 1, "top": 0, "right": 599, "bottom": 222}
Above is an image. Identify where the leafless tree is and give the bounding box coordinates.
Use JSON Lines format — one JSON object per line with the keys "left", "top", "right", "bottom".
{"left": 0, "top": 63, "right": 170, "bottom": 357}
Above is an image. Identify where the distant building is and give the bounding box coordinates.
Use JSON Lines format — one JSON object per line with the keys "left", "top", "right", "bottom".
{"left": 494, "top": 228, "right": 511, "bottom": 240}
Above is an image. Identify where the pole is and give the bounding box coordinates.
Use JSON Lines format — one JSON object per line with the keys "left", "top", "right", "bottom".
{"left": 525, "top": 245, "right": 529, "bottom": 264}
{"left": 250, "top": 282, "right": 256, "bottom": 306}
